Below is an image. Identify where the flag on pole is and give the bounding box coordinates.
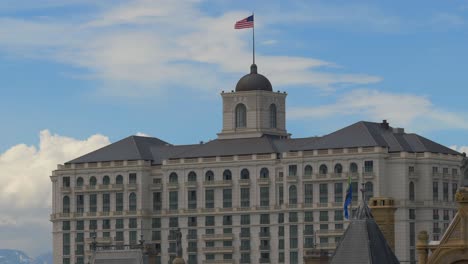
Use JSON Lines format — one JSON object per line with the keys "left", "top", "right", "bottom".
{"left": 344, "top": 175, "right": 353, "bottom": 219}
{"left": 234, "top": 15, "right": 254, "bottom": 29}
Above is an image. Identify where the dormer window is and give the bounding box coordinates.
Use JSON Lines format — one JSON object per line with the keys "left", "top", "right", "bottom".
{"left": 235, "top": 104, "right": 247, "bottom": 128}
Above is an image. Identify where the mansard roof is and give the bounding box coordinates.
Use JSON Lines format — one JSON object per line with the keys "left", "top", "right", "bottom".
{"left": 330, "top": 198, "right": 400, "bottom": 264}
{"left": 65, "top": 121, "right": 460, "bottom": 164}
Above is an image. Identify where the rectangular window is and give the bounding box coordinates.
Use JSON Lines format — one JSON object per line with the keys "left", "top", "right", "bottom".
{"left": 260, "top": 187, "right": 269, "bottom": 207}
{"left": 433, "top": 166, "right": 439, "bottom": 173}
{"left": 240, "top": 188, "right": 250, "bottom": 208}
{"left": 305, "top": 225, "right": 314, "bottom": 235}
{"left": 102, "top": 219, "right": 110, "bottom": 229}
{"left": 169, "top": 217, "right": 178, "bottom": 228}
{"left": 129, "top": 173, "right": 137, "bottom": 184}
{"left": 290, "top": 225, "right": 298, "bottom": 237}
{"left": 290, "top": 238, "right": 298, "bottom": 249}
{"left": 278, "top": 226, "right": 284, "bottom": 237}
{"left": 304, "top": 184, "right": 313, "bottom": 204}
{"left": 304, "top": 237, "right": 314, "bottom": 248}
{"left": 115, "top": 219, "right": 124, "bottom": 229}
{"left": 63, "top": 177, "right": 70, "bottom": 187}
{"left": 152, "top": 230, "right": 161, "bottom": 241}
{"left": 320, "top": 224, "right": 328, "bottom": 230}
{"left": 241, "top": 215, "right": 250, "bottom": 225}
{"left": 153, "top": 192, "right": 162, "bottom": 211}
{"left": 223, "top": 241, "right": 232, "bottom": 247}
{"left": 102, "top": 193, "right": 110, "bottom": 212}
{"left": 223, "top": 215, "right": 232, "bottom": 225}
{"left": 115, "top": 231, "right": 124, "bottom": 241}
{"left": 205, "top": 190, "right": 214, "bottom": 208}
{"left": 319, "top": 211, "right": 328, "bottom": 222}
{"left": 152, "top": 218, "right": 161, "bottom": 228}
{"left": 409, "top": 166, "right": 415, "bottom": 173}
{"left": 289, "top": 165, "right": 297, "bottom": 176}
{"left": 115, "top": 193, "right": 123, "bottom": 212}
{"left": 76, "top": 233, "right": 84, "bottom": 243}
{"left": 188, "top": 216, "right": 197, "bottom": 227}
{"left": 278, "top": 213, "right": 284, "bottom": 223}
{"left": 89, "top": 220, "right": 97, "bottom": 230}
{"left": 129, "top": 218, "right": 137, "bottom": 228}
{"left": 334, "top": 183, "right": 343, "bottom": 203}
{"left": 169, "top": 191, "right": 178, "bottom": 210}
{"left": 364, "top": 160, "right": 374, "bottom": 172}
{"left": 304, "top": 211, "right": 313, "bottom": 222}
{"left": 410, "top": 222, "right": 415, "bottom": 247}
{"left": 241, "top": 253, "right": 251, "bottom": 263}
{"left": 205, "top": 216, "right": 215, "bottom": 226}
{"left": 290, "top": 252, "right": 298, "bottom": 264}
{"left": 453, "top": 183, "right": 458, "bottom": 201}
{"left": 433, "top": 209, "right": 439, "bottom": 220}
{"left": 444, "top": 210, "right": 449, "bottom": 221}
{"left": 129, "top": 231, "right": 137, "bottom": 244}
{"left": 289, "top": 212, "right": 298, "bottom": 223}
{"left": 76, "top": 220, "right": 84, "bottom": 230}
{"left": 205, "top": 228, "right": 214, "bottom": 235}
{"left": 453, "top": 168, "right": 458, "bottom": 176}
{"left": 241, "top": 227, "right": 250, "bottom": 237}
{"left": 223, "top": 189, "right": 232, "bottom": 208}
{"left": 335, "top": 223, "right": 343, "bottom": 230}
{"left": 334, "top": 210, "right": 343, "bottom": 221}
{"left": 62, "top": 221, "right": 70, "bottom": 231}
{"left": 351, "top": 182, "right": 358, "bottom": 202}
{"left": 279, "top": 252, "right": 285, "bottom": 262}
{"left": 433, "top": 182, "right": 439, "bottom": 201}
{"left": 319, "top": 184, "right": 328, "bottom": 203}
{"left": 188, "top": 190, "right": 197, "bottom": 209}
{"left": 260, "top": 214, "right": 270, "bottom": 225}
{"left": 409, "top": 209, "right": 416, "bottom": 220}
{"left": 443, "top": 168, "right": 449, "bottom": 175}
{"left": 279, "top": 184, "right": 284, "bottom": 205}
{"left": 89, "top": 194, "right": 97, "bottom": 212}
{"left": 443, "top": 182, "right": 449, "bottom": 201}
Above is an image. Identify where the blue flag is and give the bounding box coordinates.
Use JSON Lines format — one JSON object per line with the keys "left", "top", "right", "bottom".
{"left": 344, "top": 175, "right": 352, "bottom": 219}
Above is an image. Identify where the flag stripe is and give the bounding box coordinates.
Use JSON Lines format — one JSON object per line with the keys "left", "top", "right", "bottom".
{"left": 234, "top": 15, "right": 254, "bottom": 29}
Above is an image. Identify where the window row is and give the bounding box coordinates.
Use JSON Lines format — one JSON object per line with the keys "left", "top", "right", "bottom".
{"left": 168, "top": 168, "right": 269, "bottom": 183}
{"left": 62, "top": 173, "right": 137, "bottom": 187}
{"left": 62, "top": 192, "right": 137, "bottom": 213}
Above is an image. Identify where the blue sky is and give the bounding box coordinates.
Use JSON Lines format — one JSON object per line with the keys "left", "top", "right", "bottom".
{"left": 0, "top": 0, "right": 468, "bottom": 256}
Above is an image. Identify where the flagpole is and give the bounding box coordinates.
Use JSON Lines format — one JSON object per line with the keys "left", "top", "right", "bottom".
{"left": 252, "top": 12, "right": 255, "bottom": 65}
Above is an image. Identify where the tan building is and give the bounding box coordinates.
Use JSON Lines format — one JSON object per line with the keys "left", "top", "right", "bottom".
{"left": 51, "top": 63, "right": 463, "bottom": 264}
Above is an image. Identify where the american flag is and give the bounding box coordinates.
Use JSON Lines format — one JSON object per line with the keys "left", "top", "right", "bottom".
{"left": 234, "top": 15, "right": 254, "bottom": 29}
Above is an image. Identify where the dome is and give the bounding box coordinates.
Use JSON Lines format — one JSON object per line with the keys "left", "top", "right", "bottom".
{"left": 235, "top": 64, "right": 273, "bottom": 92}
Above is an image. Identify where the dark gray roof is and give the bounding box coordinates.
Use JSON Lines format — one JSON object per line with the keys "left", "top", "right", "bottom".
{"left": 65, "top": 121, "right": 460, "bottom": 164}
{"left": 331, "top": 199, "right": 400, "bottom": 264}
{"left": 235, "top": 64, "right": 273, "bottom": 92}
{"left": 66, "top": 136, "right": 168, "bottom": 164}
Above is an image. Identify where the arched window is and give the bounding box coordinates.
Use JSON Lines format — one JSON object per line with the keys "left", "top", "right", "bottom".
{"left": 169, "top": 172, "right": 178, "bottom": 183}
{"left": 304, "top": 165, "right": 313, "bottom": 177}
{"left": 241, "top": 169, "right": 250, "bottom": 180}
{"left": 409, "top": 181, "right": 415, "bottom": 201}
{"left": 63, "top": 196, "right": 70, "bottom": 213}
{"left": 365, "top": 182, "right": 374, "bottom": 200}
{"left": 188, "top": 171, "right": 197, "bottom": 182}
{"left": 319, "top": 165, "right": 328, "bottom": 175}
{"left": 269, "top": 104, "right": 277, "bottom": 128}
{"left": 116, "top": 175, "right": 123, "bottom": 185}
{"left": 205, "top": 170, "right": 214, "bottom": 181}
{"left": 289, "top": 185, "right": 298, "bottom": 205}
{"left": 90, "top": 176, "right": 97, "bottom": 186}
{"left": 129, "top": 192, "right": 137, "bottom": 211}
{"left": 76, "top": 177, "right": 84, "bottom": 187}
{"left": 260, "top": 168, "right": 269, "bottom": 179}
{"left": 103, "top": 175, "right": 110, "bottom": 185}
{"left": 235, "top": 104, "right": 247, "bottom": 128}
{"left": 334, "top": 164, "right": 343, "bottom": 174}
{"left": 350, "top": 163, "right": 358, "bottom": 173}
{"left": 223, "top": 170, "right": 232, "bottom": 181}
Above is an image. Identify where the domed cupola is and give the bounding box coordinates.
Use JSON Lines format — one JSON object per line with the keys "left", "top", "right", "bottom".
{"left": 235, "top": 64, "right": 273, "bottom": 92}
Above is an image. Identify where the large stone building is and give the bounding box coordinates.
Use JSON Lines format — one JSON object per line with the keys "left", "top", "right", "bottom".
{"left": 51, "top": 64, "right": 463, "bottom": 264}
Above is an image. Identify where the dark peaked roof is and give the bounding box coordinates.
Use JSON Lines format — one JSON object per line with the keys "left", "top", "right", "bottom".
{"left": 66, "top": 136, "right": 168, "bottom": 164}
{"left": 331, "top": 198, "right": 400, "bottom": 264}
{"left": 65, "top": 121, "right": 460, "bottom": 164}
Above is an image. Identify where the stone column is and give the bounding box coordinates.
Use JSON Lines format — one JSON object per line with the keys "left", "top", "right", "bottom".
{"left": 416, "top": 231, "right": 429, "bottom": 264}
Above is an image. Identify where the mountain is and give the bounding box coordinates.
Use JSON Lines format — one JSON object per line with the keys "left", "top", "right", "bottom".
{"left": 0, "top": 250, "right": 52, "bottom": 264}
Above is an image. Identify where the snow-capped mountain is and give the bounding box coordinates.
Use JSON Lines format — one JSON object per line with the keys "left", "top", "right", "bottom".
{"left": 0, "top": 250, "right": 52, "bottom": 264}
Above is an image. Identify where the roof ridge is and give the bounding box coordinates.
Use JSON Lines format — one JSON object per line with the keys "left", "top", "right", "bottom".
{"left": 359, "top": 121, "right": 380, "bottom": 146}
{"left": 130, "top": 136, "right": 145, "bottom": 159}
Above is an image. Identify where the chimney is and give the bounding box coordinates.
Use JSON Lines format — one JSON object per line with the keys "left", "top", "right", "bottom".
{"left": 381, "top": 120, "right": 390, "bottom": 130}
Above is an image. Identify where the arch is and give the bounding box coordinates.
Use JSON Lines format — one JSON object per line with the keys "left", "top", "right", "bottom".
{"left": 350, "top": 163, "right": 358, "bottom": 173}
{"left": 116, "top": 175, "right": 123, "bottom": 185}
{"left": 241, "top": 169, "right": 250, "bottom": 180}
{"left": 289, "top": 185, "right": 298, "bottom": 205}
{"left": 365, "top": 182, "right": 374, "bottom": 200}
{"left": 334, "top": 164, "right": 343, "bottom": 174}
{"left": 319, "top": 164, "right": 328, "bottom": 175}
{"left": 235, "top": 104, "right": 247, "bottom": 128}
{"left": 103, "top": 175, "right": 110, "bottom": 185}
{"left": 304, "top": 165, "right": 313, "bottom": 177}
{"left": 260, "top": 168, "right": 269, "bottom": 179}
{"left": 129, "top": 192, "right": 137, "bottom": 211}
{"left": 223, "top": 170, "right": 232, "bottom": 181}
{"left": 269, "top": 104, "right": 277, "bottom": 128}
{"left": 89, "top": 176, "right": 97, "bottom": 186}
{"left": 76, "top": 177, "right": 84, "bottom": 187}
{"left": 169, "top": 172, "right": 178, "bottom": 183}
{"left": 205, "top": 170, "right": 214, "bottom": 181}
{"left": 63, "top": 196, "right": 70, "bottom": 213}
{"left": 409, "top": 181, "right": 415, "bottom": 201}
{"left": 188, "top": 171, "right": 197, "bottom": 182}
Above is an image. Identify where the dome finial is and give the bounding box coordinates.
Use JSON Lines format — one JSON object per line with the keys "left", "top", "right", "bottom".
{"left": 250, "top": 64, "right": 257, "bottom": 74}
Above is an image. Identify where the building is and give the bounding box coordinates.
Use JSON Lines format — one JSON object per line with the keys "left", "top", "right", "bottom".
{"left": 51, "top": 63, "right": 463, "bottom": 264}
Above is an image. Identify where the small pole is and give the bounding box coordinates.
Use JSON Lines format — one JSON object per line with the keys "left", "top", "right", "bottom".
{"left": 252, "top": 12, "right": 255, "bottom": 65}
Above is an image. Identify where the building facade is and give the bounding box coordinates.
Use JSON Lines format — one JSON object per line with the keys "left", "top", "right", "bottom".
{"left": 51, "top": 64, "right": 463, "bottom": 264}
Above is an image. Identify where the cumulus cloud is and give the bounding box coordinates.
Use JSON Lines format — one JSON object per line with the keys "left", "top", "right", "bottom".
{"left": 451, "top": 145, "right": 468, "bottom": 154}
{"left": 0, "top": 131, "right": 110, "bottom": 255}
{"left": 0, "top": 0, "right": 381, "bottom": 96}
{"left": 289, "top": 89, "right": 468, "bottom": 131}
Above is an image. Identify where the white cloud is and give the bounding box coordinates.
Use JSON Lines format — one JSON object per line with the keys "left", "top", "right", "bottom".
{"left": 0, "top": 0, "right": 381, "bottom": 96}
{"left": 135, "top": 132, "right": 151, "bottom": 137}
{"left": 0, "top": 131, "right": 110, "bottom": 255}
{"left": 451, "top": 145, "right": 468, "bottom": 154}
{"left": 289, "top": 89, "right": 468, "bottom": 131}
